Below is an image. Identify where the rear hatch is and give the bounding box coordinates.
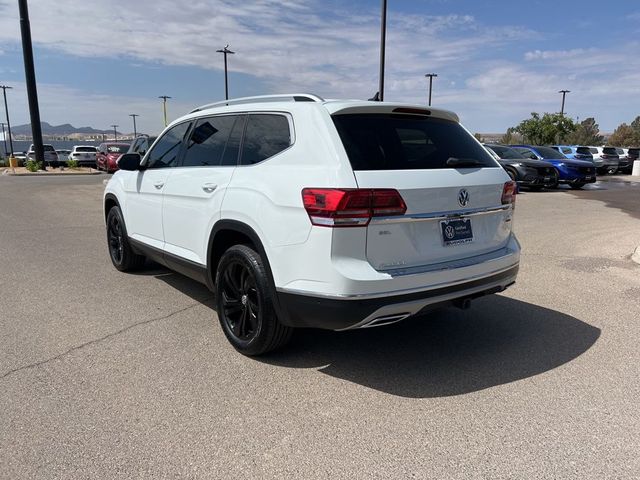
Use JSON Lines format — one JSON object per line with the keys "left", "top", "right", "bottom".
{"left": 332, "top": 111, "right": 512, "bottom": 271}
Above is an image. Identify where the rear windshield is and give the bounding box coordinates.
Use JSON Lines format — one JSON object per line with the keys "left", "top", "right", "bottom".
{"left": 533, "top": 146, "right": 566, "bottom": 159}
{"left": 332, "top": 114, "right": 497, "bottom": 170}
{"left": 603, "top": 147, "right": 618, "bottom": 155}
{"left": 589, "top": 147, "right": 599, "bottom": 154}
{"left": 615, "top": 148, "right": 625, "bottom": 155}
{"left": 576, "top": 147, "right": 592, "bottom": 155}
{"left": 76, "top": 146, "right": 96, "bottom": 152}
{"left": 106, "top": 144, "right": 129, "bottom": 153}
{"left": 486, "top": 144, "right": 525, "bottom": 159}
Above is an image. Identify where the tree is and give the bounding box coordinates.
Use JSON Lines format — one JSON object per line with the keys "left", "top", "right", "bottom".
{"left": 499, "top": 127, "right": 521, "bottom": 145}
{"left": 512, "top": 112, "right": 576, "bottom": 145}
{"left": 608, "top": 123, "right": 639, "bottom": 147}
{"left": 564, "top": 117, "right": 603, "bottom": 145}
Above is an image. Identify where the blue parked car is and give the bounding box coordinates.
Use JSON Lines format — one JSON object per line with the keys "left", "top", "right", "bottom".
{"left": 510, "top": 145, "right": 596, "bottom": 189}
{"left": 551, "top": 145, "right": 594, "bottom": 162}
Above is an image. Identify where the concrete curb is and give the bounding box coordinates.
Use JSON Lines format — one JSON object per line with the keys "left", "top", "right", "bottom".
{"left": 632, "top": 246, "right": 640, "bottom": 265}
{"left": 2, "top": 168, "right": 103, "bottom": 177}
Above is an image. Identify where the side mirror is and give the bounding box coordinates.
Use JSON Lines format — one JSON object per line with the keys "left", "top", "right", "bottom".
{"left": 117, "top": 153, "right": 142, "bottom": 171}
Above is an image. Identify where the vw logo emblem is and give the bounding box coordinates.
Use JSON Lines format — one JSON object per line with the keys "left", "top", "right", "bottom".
{"left": 458, "top": 189, "right": 470, "bottom": 207}
{"left": 444, "top": 225, "right": 456, "bottom": 239}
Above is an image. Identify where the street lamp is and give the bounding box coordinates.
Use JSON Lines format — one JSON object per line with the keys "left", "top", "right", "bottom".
{"left": 559, "top": 90, "right": 570, "bottom": 116}
{"left": 159, "top": 95, "right": 171, "bottom": 127}
{"left": 216, "top": 45, "right": 235, "bottom": 101}
{"left": 129, "top": 114, "right": 139, "bottom": 138}
{"left": 377, "top": 0, "right": 387, "bottom": 101}
{"left": 424, "top": 73, "right": 438, "bottom": 106}
{"left": 111, "top": 124, "right": 118, "bottom": 142}
{"left": 0, "top": 85, "right": 15, "bottom": 156}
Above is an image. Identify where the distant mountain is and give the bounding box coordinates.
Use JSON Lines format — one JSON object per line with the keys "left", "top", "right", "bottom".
{"left": 11, "top": 122, "right": 118, "bottom": 135}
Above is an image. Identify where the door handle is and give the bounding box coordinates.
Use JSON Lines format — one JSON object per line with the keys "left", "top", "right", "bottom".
{"left": 153, "top": 182, "right": 164, "bottom": 189}
{"left": 202, "top": 183, "right": 218, "bottom": 193}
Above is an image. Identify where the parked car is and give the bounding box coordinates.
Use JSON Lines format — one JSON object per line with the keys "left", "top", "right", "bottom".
{"left": 96, "top": 143, "right": 130, "bottom": 173}
{"left": 614, "top": 147, "right": 632, "bottom": 173}
{"left": 510, "top": 145, "right": 596, "bottom": 189}
{"left": 57, "top": 149, "right": 71, "bottom": 165}
{"left": 628, "top": 147, "right": 640, "bottom": 167}
{"left": 551, "top": 145, "right": 593, "bottom": 162}
{"left": 485, "top": 144, "right": 558, "bottom": 189}
{"left": 69, "top": 145, "right": 98, "bottom": 167}
{"left": 27, "top": 144, "right": 59, "bottom": 167}
{"left": 587, "top": 146, "right": 619, "bottom": 174}
{"left": 104, "top": 93, "right": 520, "bottom": 355}
{"left": 126, "top": 135, "right": 158, "bottom": 157}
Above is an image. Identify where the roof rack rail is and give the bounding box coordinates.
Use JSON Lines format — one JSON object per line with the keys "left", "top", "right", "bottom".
{"left": 190, "top": 93, "right": 325, "bottom": 113}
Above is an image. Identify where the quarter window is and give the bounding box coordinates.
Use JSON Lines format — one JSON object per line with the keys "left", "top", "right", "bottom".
{"left": 145, "top": 122, "right": 190, "bottom": 169}
{"left": 182, "top": 115, "right": 237, "bottom": 167}
{"left": 240, "top": 114, "right": 291, "bottom": 165}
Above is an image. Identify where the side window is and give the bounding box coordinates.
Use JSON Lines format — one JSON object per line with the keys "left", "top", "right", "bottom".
{"left": 182, "top": 115, "right": 237, "bottom": 167}
{"left": 240, "top": 114, "right": 291, "bottom": 165}
{"left": 146, "top": 122, "right": 190, "bottom": 169}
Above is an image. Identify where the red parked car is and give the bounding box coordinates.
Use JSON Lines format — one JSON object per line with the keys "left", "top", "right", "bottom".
{"left": 96, "top": 143, "right": 130, "bottom": 173}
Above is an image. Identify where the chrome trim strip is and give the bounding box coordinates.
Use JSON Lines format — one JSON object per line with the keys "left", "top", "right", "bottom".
{"left": 276, "top": 262, "right": 519, "bottom": 300}
{"left": 370, "top": 204, "right": 511, "bottom": 224}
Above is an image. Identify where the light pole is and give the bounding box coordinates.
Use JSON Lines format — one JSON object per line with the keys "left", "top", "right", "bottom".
{"left": 159, "top": 95, "right": 171, "bottom": 127}
{"left": 18, "top": 0, "right": 45, "bottom": 168}
{"left": 129, "top": 114, "right": 139, "bottom": 138}
{"left": 216, "top": 45, "right": 235, "bottom": 101}
{"left": 0, "top": 122, "right": 7, "bottom": 158}
{"left": 0, "top": 85, "right": 15, "bottom": 156}
{"left": 425, "top": 73, "right": 437, "bottom": 106}
{"left": 377, "top": 0, "right": 387, "bottom": 101}
{"left": 559, "top": 90, "right": 570, "bottom": 116}
{"left": 111, "top": 124, "right": 118, "bottom": 142}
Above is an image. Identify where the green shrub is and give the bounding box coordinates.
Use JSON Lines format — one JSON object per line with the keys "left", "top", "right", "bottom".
{"left": 0, "top": 158, "right": 6, "bottom": 167}
{"left": 25, "top": 159, "right": 42, "bottom": 172}
{"left": 67, "top": 159, "right": 79, "bottom": 168}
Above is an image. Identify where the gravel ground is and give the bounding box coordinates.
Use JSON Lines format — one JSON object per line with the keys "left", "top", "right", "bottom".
{"left": 0, "top": 175, "right": 638, "bottom": 479}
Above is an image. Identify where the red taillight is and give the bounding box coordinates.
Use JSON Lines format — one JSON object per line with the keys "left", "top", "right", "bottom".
{"left": 501, "top": 181, "right": 517, "bottom": 206}
{"left": 301, "top": 188, "right": 407, "bottom": 227}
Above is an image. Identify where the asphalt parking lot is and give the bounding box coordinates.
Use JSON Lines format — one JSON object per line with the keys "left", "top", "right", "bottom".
{"left": 1, "top": 174, "right": 639, "bottom": 479}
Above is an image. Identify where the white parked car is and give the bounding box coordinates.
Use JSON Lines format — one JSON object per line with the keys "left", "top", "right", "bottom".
{"left": 104, "top": 94, "right": 520, "bottom": 355}
{"left": 27, "top": 144, "right": 59, "bottom": 166}
{"left": 69, "top": 145, "right": 98, "bottom": 167}
{"left": 587, "top": 146, "right": 619, "bottom": 174}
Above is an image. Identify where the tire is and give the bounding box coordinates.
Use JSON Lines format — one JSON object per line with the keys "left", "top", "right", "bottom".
{"left": 570, "top": 183, "right": 585, "bottom": 190}
{"left": 528, "top": 185, "right": 543, "bottom": 191}
{"left": 216, "top": 244, "right": 293, "bottom": 356}
{"left": 106, "top": 206, "right": 146, "bottom": 271}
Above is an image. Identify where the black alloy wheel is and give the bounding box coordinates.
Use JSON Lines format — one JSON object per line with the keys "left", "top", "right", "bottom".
{"left": 105, "top": 206, "right": 145, "bottom": 271}
{"left": 107, "top": 211, "right": 124, "bottom": 265}
{"left": 219, "top": 260, "right": 260, "bottom": 341}
{"left": 215, "top": 245, "right": 293, "bottom": 355}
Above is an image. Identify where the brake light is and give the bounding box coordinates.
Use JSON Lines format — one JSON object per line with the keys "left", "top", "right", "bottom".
{"left": 501, "top": 181, "right": 517, "bottom": 206}
{"left": 301, "top": 188, "right": 407, "bottom": 227}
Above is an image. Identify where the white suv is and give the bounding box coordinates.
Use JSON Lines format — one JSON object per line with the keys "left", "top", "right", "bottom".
{"left": 104, "top": 94, "right": 520, "bottom": 355}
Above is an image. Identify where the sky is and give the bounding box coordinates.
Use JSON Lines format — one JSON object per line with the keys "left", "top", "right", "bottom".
{"left": 0, "top": 0, "right": 638, "bottom": 135}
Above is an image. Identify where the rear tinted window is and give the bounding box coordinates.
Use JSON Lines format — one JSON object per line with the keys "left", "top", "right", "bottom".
{"left": 76, "top": 146, "right": 96, "bottom": 152}
{"left": 183, "top": 115, "right": 237, "bottom": 167}
{"left": 603, "top": 147, "right": 618, "bottom": 155}
{"left": 240, "top": 114, "right": 291, "bottom": 165}
{"left": 533, "top": 146, "right": 566, "bottom": 159}
{"left": 487, "top": 144, "right": 525, "bottom": 159}
{"left": 589, "top": 147, "right": 599, "bottom": 154}
{"left": 332, "top": 114, "right": 496, "bottom": 170}
{"left": 106, "top": 144, "right": 129, "bottom": 153}
{"left": 44, "top": 145, "right": 55, "bottom": 152}
{"left": 576, "top": 147, "right": 592, "bottom": 155}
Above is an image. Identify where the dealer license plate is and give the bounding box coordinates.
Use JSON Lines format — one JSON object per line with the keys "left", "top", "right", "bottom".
{"left": 440, "top": 218, "right": 473, "bottom": 246}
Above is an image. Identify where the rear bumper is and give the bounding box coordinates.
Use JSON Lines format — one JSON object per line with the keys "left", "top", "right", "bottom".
{"left": 276, "top": 263, "right": 519, "bottom": 330}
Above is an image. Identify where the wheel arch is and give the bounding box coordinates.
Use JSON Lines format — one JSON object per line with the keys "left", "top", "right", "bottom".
{"left": 104, "top": 193, "right": 121, "bottom": 222}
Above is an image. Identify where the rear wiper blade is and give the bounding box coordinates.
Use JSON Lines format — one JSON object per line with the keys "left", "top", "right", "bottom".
{"left": 446, "top": 157, "right": 484, "bottom": 167}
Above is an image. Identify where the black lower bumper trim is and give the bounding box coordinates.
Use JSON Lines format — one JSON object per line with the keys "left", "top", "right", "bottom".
{"left": 276, "top": 265, "right": 519, "bottom": 330}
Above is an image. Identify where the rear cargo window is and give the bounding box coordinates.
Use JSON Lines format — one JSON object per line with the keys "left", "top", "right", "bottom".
{"left": 603, "top": 147, "right": 618, "bottom": 155}
{"left": 576, "top": 147, "right": 591, "bottom": 155}
{"left": 332, "top": 114, "right": 497, "bottom": 170}
{"left": 76, "top": 146, "right": 96, "bottom": 152}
